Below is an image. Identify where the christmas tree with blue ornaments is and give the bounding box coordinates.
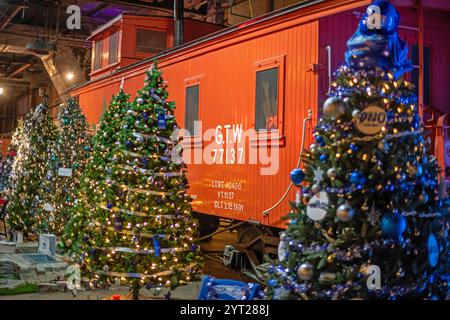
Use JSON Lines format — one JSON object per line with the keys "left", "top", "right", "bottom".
{"left": 267, "top": 0, "right": 449, "bottom": 299}
{"left": 62, "top": 64, "right": 203, "bottom": 300}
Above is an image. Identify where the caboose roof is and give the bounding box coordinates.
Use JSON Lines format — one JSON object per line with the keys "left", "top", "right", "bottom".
{"left": 69, "top": 0, "right": 334, "bottom": 93}
{"left": 87, "top": 12, "right": 223, "bottom": 41}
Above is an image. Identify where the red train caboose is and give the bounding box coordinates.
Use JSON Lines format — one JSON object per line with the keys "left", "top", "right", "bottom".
{"left": 69, "top": 0, "right": 450, "bottom": 248}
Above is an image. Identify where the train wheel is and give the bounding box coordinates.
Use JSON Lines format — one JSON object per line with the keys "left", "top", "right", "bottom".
{"left": 236, "top": 224, "right": 274, "bottom": 265}
{"left": 194, "top": 213, "right": 220, "bottom": 240}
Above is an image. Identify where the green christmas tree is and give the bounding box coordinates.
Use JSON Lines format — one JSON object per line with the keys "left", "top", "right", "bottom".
{"left": 7, "top": 103, "right": 57, "bottom": 234}
{"left": 61, "top": 81, "right": 131, "bottom": 261}
{"left": 267, "top": 0, "right": 449, "bottom": 300}
{"left": 44, "top": 98, "right": 91, "bottom": 234}
{"left": 63, "top": 65, "right": 202, "bottom": 299}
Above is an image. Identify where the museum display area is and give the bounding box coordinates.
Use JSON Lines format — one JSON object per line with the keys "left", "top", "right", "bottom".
{"left": 0, "top": 0, "right": 449, "bottom": 314}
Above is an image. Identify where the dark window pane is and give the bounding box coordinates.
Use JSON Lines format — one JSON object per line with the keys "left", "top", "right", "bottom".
{"left": 94, "top": 39, "right": 103, "bottom": 70}
{"left": 255, "top": 67, "right": 278, "bottom": 131}
{"left": 109, "top": 31, "right": 119, "bottom": 64}
{"left": 136, "top": 29, "right": 167, "bottom": 54}
{"left": 185, "top": 85, "right": 199, "bottom": 135}
{"left": 411, "top": 45, "right": 431, "bottom": 106}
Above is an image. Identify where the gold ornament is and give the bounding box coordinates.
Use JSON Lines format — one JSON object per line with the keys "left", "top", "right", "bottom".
{"left": 297, "top": 262, "right": 314, "bottom": 281}
{"left": 327, "top": 254, "right": 335, "bottom": 264}
{"left": 336, "top": 204, "right": 354, "bottom": 222}
{"left": 65, "top": 239, "right": 73, "bottom": 247}
{"left": 318, "top": 272, "right": 336, "bottom": 283}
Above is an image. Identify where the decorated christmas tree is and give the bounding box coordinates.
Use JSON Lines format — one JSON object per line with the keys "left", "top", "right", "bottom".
{"left": 44, "top": 98, "right": 91, "bottom": 234}
{"left": 61, "top": 81, "right": 131, "bottom": 268}
{"left": 63, "top": 65, "right": 202, "bottom": 299}
{"left": 7, "top": 102, "right": 57, "bottom": 234}
{"left": 267, "top": 0, "right": 449, "bottom": 300}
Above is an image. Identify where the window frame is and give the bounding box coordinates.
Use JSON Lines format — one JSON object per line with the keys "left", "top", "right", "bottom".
{"left": 107, "top": 28, "right": 121, "bottom": 66}
{"left": 183, "top": 75, "right": 203, "bottom": 147}
{"left": 251, "top": 55, "right": 286, "bottom": 147}
{"left": 91, "top": 27, "right": 121, "bottom": 74}
{"left": 133, "top": 26, "right": 169, "bottom": 58}
{"left": 92, "top": 38, "right": 103, "bottom": 71}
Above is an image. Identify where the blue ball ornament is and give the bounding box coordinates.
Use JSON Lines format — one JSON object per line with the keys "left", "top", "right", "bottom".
{"left": 349, "top": 171, "right": 365, "bottom": 185}
{"left": 125, "top": 141, "right": 132, "bottom": 149}
{"left": 380, "top": 212, "right": 406, "bottom": 238}
{"left": 290, "top": 168, "right": 305, "bottom": 186}
{"left": 349, "top": 143, "right": 358, "bottom": 152}
{"left": 320, "top": 154, "right": 328, "bottom": 162}
{"left": 315, "top": 135, "right": 325, "bottom": 146}
{"left": 267, "top": 279, "right": 277, "bottom": 287}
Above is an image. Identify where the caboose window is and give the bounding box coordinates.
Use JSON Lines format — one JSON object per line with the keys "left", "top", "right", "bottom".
{"left": 255, "top": 67, "right": 279, "bottom": 131}
{"left": 93, "top": 39, "right": 103, "bottom": 70}
{"left": 411, "top": 45, "right": 431, "bottom": 106}
{"left": 136, "top": 28, "right": 167, "bottom": 54}
{"left": 185, "top": 84, "right": 200, "bottom": 136}
{"left": 108, "top": 31, "right": 119, "bottom": 65}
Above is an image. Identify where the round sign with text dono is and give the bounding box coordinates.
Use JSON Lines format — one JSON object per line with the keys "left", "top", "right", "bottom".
{"left": 356, "top": 105, "right": 387, "bottom": 135}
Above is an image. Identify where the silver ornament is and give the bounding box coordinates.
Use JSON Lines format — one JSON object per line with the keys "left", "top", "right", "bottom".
{"left": 309, "top": 143, "right": 318, "bottom": 154}
{"left": 327, "top": 168, "right": 337, "bottom": 179}
{"left": 136, "top": 98, "right": 144, "bottom": 105}
{"left": 336, "top": 204, "right": 354, "bottom": 222}
{"left": 352, "top": 109, "right": 361, "bottom": 120}
{"left": 311, "top": 184, "right": 321, "bottom": 194}
{"left": 323, "top": 97, "right": 346, "bottom": 119}
{"left": 297, "top": 262, "right": 314, "bottom": 281}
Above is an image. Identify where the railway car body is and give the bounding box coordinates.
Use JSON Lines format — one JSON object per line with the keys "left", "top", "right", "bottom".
{"left": 69, "top": 0, "right": 450, "bottom": 231}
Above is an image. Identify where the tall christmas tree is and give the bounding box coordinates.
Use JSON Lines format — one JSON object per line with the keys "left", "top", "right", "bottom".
{"left": 61, "top": 81, "right": 131, "bottom": 267}
{"left": 44, "top": 98, "right": 91, "bottom": 234}
{"left": 63, "top": 65, "right": 202, "bottom": 299}
{"left": 7, "top": 102, "right": 57, "bottom": 234}
{"left": 267, "top": 0, "right": 449, "bottom": 300}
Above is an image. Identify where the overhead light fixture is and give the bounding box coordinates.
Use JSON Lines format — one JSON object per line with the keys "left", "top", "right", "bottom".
{"left": 66, "top": 71, "right": 75, "bottom": 81}
{"left": 0, "top": 87, "right": 4, "bottom": 95}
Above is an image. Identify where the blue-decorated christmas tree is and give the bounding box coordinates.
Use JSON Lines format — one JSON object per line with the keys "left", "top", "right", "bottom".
{"left": 267, "top": 0, "right": 449, "bottom": 299}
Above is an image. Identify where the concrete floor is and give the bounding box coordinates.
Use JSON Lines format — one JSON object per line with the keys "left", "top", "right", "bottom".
{"left": 0, "top": 229, "right": 254, "bottom": 300}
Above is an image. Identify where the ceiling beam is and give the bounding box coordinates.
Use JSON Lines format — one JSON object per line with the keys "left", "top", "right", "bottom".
{"left": 86, "top": 2, "right": 110, "bottom": 17}
{"left": 8, "top": 63, "right": 32, "bottom": 77}
{"left": 0, "top": 56, "right": 39, "bottom": 65}
{"left": 0, "top": 5, "right": 24, "bottom": 30}
{"left": 0, "top": 77, "right": 46, "bottom": 88}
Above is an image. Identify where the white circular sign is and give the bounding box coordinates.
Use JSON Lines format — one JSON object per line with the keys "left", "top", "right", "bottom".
{"left": 356, "top": 105, "right": 387, "bottom": 135}
{"left": 306, "top": 191, "right": 329, "bottom": 221}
